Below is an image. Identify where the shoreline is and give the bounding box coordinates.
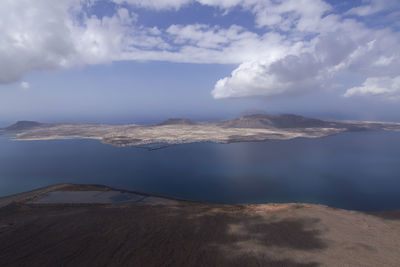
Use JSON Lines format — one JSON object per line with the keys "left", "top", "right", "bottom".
{"left": 3, "top": 128, "right": 398, "bottom": 148}
{"left": 1, "top": 183, "right": 399, "bottom": 213}
{"left": 0, "top": 183, "right": 199, "bottom": 206}
{"left": 2, "top": 183, "right": 400, "bottom": 266}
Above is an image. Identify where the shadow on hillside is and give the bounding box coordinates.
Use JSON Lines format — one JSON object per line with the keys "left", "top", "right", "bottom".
{"left": 366, "top": 210, "right": 400, "bottom": 221}
{"left": 0, "top": 203, "right": 325, "bottom": 266}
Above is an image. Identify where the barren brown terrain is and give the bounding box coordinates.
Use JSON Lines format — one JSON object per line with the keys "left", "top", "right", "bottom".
{"left": 1, "top": 184, "right": 400, "bottom": 266}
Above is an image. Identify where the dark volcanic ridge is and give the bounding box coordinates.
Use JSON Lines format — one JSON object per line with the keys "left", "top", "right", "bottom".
{"left": 220, "top": 114, "right": 332, "bottom": 129}
{"left": 158, "top": 118, "right": 197, "bottom": 126}
{"left": 4, "top": 121, "right": 44, "bottom": 131}
{"left": 207, "top": 113, "right": 381, "bottom": 131}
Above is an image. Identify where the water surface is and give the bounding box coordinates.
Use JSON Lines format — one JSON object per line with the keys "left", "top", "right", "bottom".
{"left": 1, "top": 131, "right": 400, "bottom": 211}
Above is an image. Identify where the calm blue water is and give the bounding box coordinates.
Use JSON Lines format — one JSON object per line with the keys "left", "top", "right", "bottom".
{"left": 1, "top": 131, "right": 400, "bottom": 211}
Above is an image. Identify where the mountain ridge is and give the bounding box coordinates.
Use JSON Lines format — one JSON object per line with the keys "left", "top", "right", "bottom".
{"left": 219, "top": 114, "right": 331, "bottom": 129}
{"left": 158, "top": 118, "right": 197, "bottom": 126}
{"left": 3, "top": 113, "right": 394, "bottom": 131}
{"left": 4, "top": 121, "right": 44, "bottom": 131}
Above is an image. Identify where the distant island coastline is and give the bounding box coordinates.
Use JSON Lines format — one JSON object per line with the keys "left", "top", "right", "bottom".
{"left": 2, "top": 114, "right": 400, "bottom": 147}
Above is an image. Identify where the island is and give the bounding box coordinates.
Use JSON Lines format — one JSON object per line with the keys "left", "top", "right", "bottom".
{"left": 2, "top": 114, "right": 400, "bottom": 147}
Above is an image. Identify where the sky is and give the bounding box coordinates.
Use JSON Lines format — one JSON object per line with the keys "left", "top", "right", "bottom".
{"left": 1, "top": 0, "right": 400, "bottom": 126}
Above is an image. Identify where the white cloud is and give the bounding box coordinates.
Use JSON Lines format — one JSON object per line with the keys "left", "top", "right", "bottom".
{"left": 70, "top": 7, "right": 150, "bottom": 64}
{"left": 210, "top": 2, "right": 400, "bottom": 99}
{"left": 0, "top": 0, "right": 399, "bottom": 104}
{"left": 1, "top": 0, "right": 303, "bottom": 82}
{"left": 162, "top": 24, "right": 296, "bottom": 64}
{"left": 211, "top": 58, "right": 325, "bottom": 98}
{"left": 166, "top": 24, "right": 246, "bottom": 49}
{"left": 106, "top": 0, "right": 400, "bottom": 100}
{"left": 211, "top": 25, "right": 399, "bottom": 99}
{"left": 244, "top": 0, "right": 332, "bottom": 31}
{"left": 197, "top": 0, "right": 242, "bottom": 9}
{"left": 113, "top": 0, "right": 244, "bottom": 10}
{"left": 0, "top": 0, "right": 158, "bottom": 83}
{"left": 345, "top": 0, "right": 399, "bottom": 16}
{"left": 112, "top": 0, "right": 191, "bottom": 10}
{"left": 0, "top": 0, "right": 79, "bottom": 83}
{"left": 344, "top": 76, "right": 400, "bottom": 100}
{"left": 20, "top": 82, "right": 30, "bottom": 89}
{"left": 213, "top": 48, "right": 326, "bottom": 99}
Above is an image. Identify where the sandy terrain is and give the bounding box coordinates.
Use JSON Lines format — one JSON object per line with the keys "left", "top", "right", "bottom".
{"left": 1, "top": 184, "right": 400, "bottom": 266}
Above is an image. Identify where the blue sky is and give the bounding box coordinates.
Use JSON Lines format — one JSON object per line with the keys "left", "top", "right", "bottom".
{"left": 1, "top": 0, "right": 400, "bottom": 126}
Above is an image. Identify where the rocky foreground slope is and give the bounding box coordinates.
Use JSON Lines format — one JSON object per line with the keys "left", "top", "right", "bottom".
{"left": 2, "top": 114, "right": 400, "bottom": 147}
{"left": 1, "top": 184, "right": 400, "bottom": 266}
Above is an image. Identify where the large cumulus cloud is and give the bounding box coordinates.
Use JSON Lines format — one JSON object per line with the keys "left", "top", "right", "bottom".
{"left": 211, "top": 7, "right": 400, "bottom": 100}
{"left": 1, "top": 0, "right": 399, "bottom": 102}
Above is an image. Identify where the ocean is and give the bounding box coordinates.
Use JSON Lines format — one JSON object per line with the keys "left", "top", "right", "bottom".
{"left": 1, "top": 131, "right": 400, "bottom": 211}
